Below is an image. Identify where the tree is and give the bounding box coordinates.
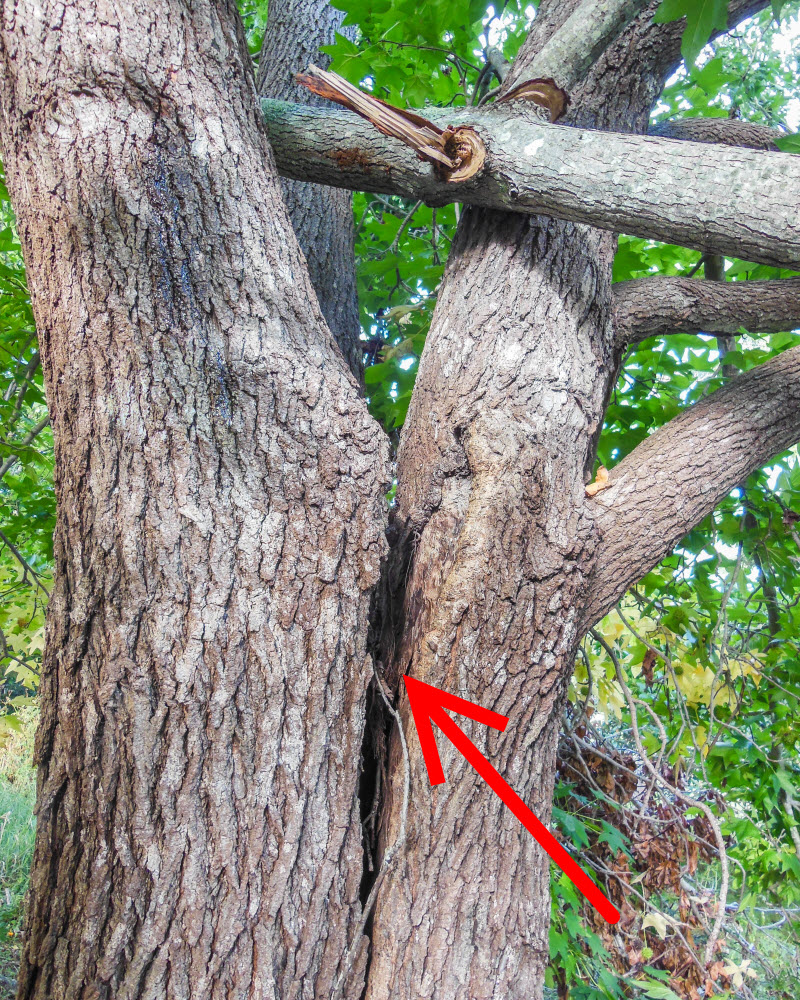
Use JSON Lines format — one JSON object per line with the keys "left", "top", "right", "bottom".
{"left": 0, "top": 0, "right": 798, "bottom": 998}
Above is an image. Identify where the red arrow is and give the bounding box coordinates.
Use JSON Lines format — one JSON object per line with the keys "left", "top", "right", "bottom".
{"left": 403, "top": 675, "right": 620, "bottom": 925}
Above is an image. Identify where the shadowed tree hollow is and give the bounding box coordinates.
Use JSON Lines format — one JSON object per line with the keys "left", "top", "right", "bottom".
{"left": 0, "top": 0, "right": 799, "bottom": 998}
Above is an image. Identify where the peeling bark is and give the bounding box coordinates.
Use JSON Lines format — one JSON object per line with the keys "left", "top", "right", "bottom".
{"left": 0, "top": 1, "right": 387, "bottom": 997}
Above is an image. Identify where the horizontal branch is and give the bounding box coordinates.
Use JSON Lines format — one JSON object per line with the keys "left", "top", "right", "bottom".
{"left": 614, "top": 276, "right": 800, "bottom": 346}
{"left": 649, "top": 117, "right": 781, "bottom": 150}
{"left": 581, "top": 344, "right": 800, "bottom": 630}
{"left": 261, "top": 100, "right": 800, "bottom": 268}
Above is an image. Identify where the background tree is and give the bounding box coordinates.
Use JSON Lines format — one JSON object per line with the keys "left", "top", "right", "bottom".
{"left": 0, "top": 1, "right": 799, "bottom": 999}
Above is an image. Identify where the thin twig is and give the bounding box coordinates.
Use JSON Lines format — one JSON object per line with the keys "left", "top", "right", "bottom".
{"left": 389, "top": 200, "right": 422, "bottom": 254}
{"left": 592, "top": 629, "right": 730, "bottom": 966}
{"left": 0, "top": 526, "right": 50, "bottom": 598}
{"left": 0, "top": 412, "right": 51, "bottom": 484}
{"left": 331, "top": 663, "right": 411, "bottom": 1000}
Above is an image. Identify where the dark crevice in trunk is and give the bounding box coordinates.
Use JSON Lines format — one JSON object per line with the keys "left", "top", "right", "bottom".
{"left": 352, "top": 522, "right": 412, "bottom": 980}
{"left": 357, "top": 679, "right": 389, "bottom": 909}
{"left": 354, "top": 514, "right": 417, "bottom": 995}
{"left": 354, "top": 677, "right": 390, "bottom": 1000}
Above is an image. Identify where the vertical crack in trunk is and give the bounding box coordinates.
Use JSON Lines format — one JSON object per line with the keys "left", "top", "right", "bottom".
{"left": 352, "top": 515, "right": 417, "bottom": 989}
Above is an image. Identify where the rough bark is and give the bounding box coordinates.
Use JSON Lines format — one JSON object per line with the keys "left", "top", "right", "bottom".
{"left": 366, "top": 211, "right": 617, "bottom": 1000}
{"left": 0, "top": 0, "right": 786, "bottom": 997}
{"left": 363, "top": 2, "right": 775, "bottom": 998}
{"left": 258, "top": 0, "right": 363, "bottom": 379}
{"left": 582, "top": 343, "right": 800, "bottom": 631}
{"left": 260, "top": 99, "right": 800, "bottom": 267}
{"left": 521, "top": 0, "right": 648, "bottom": 87}
{"left": 649, "top": 116, "right": 781, "bottom": 149}
{"left": 614, "top": 275, "right": 800, "bottom": 346}
{"left": 0, "top": 1, "right": 387, "bottom": 998}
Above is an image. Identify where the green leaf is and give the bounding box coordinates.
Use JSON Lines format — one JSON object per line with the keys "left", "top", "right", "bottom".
{"left": 776, "top": 133, "right": 800, "bottom": 153}
{"left": 597, "top": 820, "right": 630, "bottom": 855}
{"left": 632, "top": 981, "right": 683, "bottom": 1000}
{"left": 653, "top": 0, "right": 692, "bottom": 21}
{"left": 364, "top": 362, "right": 391, "bottom": 385}
{"left": 654, "top": 0, "right": 730, "bottom": 65}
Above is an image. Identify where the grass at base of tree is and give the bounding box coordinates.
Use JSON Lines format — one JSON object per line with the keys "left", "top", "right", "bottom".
{"left": 0, "top": 706, "right": 37, "bottom": 998}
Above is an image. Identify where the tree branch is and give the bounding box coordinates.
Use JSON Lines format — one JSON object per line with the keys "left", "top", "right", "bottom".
{"left": 513, "top": 0, "right": 649, "bottom": 89}
{"left": 649, "top": 117, "right": 781, "bottom": 150}
{"left": 613, "top": 276, "right": 800, "bottom": 347}
{"left": 261, "top": 99, "right": 800, "bottom": 268}
{"left": 581, "top": 345, "right": 800, "bottom": 630}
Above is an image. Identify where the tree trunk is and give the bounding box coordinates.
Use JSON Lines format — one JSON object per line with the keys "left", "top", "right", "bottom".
{"left": 0, "top": 1, "right": 387, "bottom": 997}
{"left": 366, "top": 208, "right": 617, "bottom": 998}
{"left": 258, "top": 0, "right": 364, "bottom": 379}
{"left": 0, "top": 0, "right": 785, "bottom": 998}
{"left": 363, "top": 1, "right": 769, "bottom": 997}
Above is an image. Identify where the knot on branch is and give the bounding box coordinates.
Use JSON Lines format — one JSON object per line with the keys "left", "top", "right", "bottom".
{"left": 440, "top": 125, "right": 485, "bottom": 181}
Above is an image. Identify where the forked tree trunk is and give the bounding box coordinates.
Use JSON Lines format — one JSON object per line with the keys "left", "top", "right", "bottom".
{"left": 0, "top": 0, "right": 779, "bottom": 998}
{"left": 0, "top": 1, "right": 387, "bottom": 997}
{"left": 364, "top": 1, "right": 767, "bottom": 996}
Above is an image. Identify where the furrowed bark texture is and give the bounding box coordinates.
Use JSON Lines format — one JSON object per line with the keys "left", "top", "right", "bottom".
{"left": 0, "top": 1, "right": 387, "bottom": 998}
{"left": 614, "top": 276, "right": 800, "bottom": 346}
{"left": 582, "top": 344, "right": 800, "bottom": 630}
{"left": 258, "top": 0, "right": 363, "bottom": 379}
{"left": 363, "top": 1, "right": 774, "bottom": 998}
{"left": 649, "top": 116, "right": 781, "bottom": 149}
{"left": 260, "top": 99, "right": 800, "bottom": 268}
{"left": 368, "top": 212, "right": 616, "bottom": 1000}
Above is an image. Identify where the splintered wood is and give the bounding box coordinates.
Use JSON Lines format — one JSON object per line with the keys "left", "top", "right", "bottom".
{"left": 495, "top": 78, "right": 570, "bottom": 120}
{"left": 295, "top": 65, "right": 569, "bottom": 183}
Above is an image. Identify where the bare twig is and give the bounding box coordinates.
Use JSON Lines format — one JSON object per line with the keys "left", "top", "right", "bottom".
{"left": 592, "top": 629, "right": 730, "bottom": 966}
{"left": 331, "top": 662, "right": 410, "bottom": 1000}
{"left": 0, "top": 526, "right": 50, "bottom": 598}
{"left": 0, "top": 412, "right": 51, "bottom": 484}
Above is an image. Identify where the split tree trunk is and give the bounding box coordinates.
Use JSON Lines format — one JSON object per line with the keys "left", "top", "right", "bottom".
{"left": 0, "top": 0, "right": 785, "bottom": 999}
{"left": 0, "top": 1, "right": 387, "bottom": 997}
{"left": 364, "top": 1, "right": 770, "bottom": 997}
{"left": 367, "top": 209, "right": 617, "bottom": 999}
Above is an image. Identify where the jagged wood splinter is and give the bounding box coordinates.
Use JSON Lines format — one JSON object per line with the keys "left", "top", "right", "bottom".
{"left": 296, "top": 65, "right": 569, "bottom": 183}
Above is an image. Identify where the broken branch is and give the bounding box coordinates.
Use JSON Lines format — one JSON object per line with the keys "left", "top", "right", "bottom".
{"left": 261, "top": 98, "right": 800, "bottom": 268}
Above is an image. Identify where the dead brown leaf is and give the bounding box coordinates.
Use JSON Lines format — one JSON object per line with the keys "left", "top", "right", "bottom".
{"left": 585, "top": 465, "right": 610, "bottom": 497}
